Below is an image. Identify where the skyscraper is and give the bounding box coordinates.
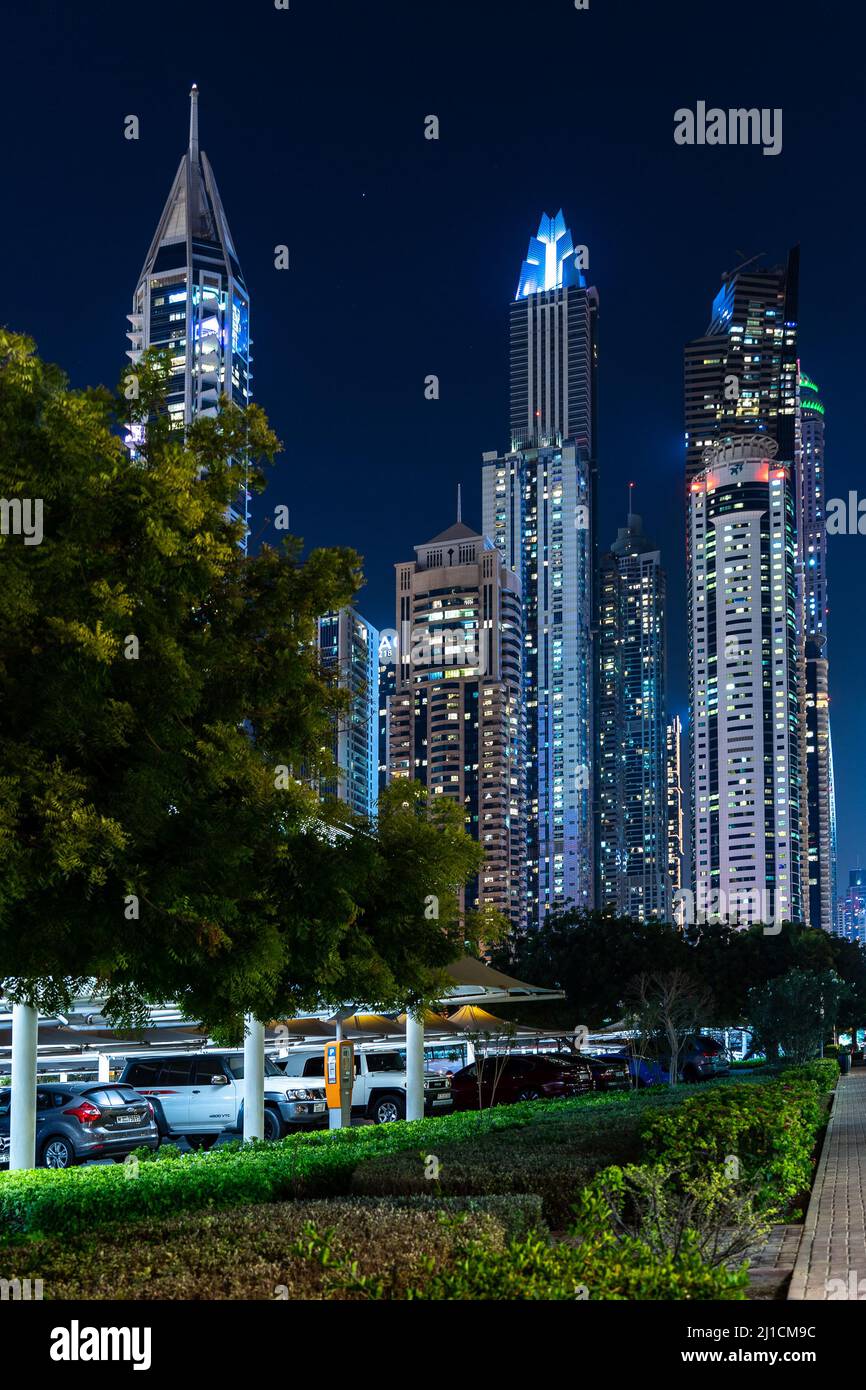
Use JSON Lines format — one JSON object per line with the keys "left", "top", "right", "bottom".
{"left": 836, "top": 870, "right": 866, "bottom": 946}
{"left": 688, "top": 436, "right": 804, "bottom": 926}
{"left": 317, "top": 608, "right": 380, "bottom": 821}
{"left": 684, "top": 250, "right": 799, "bottom": 481}
{"left": 388, "top": 518, "right": 526, "bottom": 927}
{"left": 666, "top": 716, "right": 686, "bottom": 904}
{"left": 798, "top": 371, "right": 837, "bottom": 932}
{"left": 597, "top": 514, "right": 669, "bottom": 921}
{"left": 482, "top": 211, "right": 598, "bottom": 925}
{"left": 126, "top": 86, "right": 252, "bottom": 538}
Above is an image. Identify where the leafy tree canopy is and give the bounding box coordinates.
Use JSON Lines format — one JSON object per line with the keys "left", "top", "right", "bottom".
{"left": 0, "top": 333, "right": 489, "bottom": 1034}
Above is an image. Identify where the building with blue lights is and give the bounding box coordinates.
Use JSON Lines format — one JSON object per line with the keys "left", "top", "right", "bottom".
{"left": 387, "top": 518, "right": 526, "bottom": 928}
{"left": 482, "top": 211, "right": 598, "bottom": 926}
{"left": 799, "top": 371, "right": 837, "bottom": 933}
{"left": 126, "top": 86, "right": 252, "bottom": 540}
{"left": 598, "top": 514, "right": 669, "bottom": 921}
{"left": 318, "top": 608, "right": 380, "bottom": 821}
{"left": 684, "top": 251, "right": 799, "bottom": 481}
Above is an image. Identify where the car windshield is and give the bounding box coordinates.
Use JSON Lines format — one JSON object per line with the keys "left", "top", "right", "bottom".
{"left": 366, "top": 1052, "right": 403, "bottom": 1073}
{"left": 224, "top": 1054, "right": 284, "bottom": 1080}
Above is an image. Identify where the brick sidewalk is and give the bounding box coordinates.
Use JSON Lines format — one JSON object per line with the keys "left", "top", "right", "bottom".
{"left": 788, "top": 1070, "right": 866, "bottom": 1300}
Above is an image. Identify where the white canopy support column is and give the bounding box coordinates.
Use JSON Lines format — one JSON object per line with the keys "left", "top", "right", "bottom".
{"left": 10, "top": 1003, "right": 37, "bottom": 1171}
{"left": 243, "top": 1014, "right": 265, "bottom": 1142}
{"left": 97, "top": 1053, "right": 110, "bottom": 1082}
{"left": 405, "top": 1009, "right": 425, "bottom": 1122}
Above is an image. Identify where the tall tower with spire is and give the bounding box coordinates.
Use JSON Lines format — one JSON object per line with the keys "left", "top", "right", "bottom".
{"left": 126, "top": 86, "right": 252, "bottom": 539}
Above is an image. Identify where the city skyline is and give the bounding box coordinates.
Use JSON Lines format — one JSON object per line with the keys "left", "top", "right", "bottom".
{"left": 4, "top": 0, "right": 864, "bottom": 887}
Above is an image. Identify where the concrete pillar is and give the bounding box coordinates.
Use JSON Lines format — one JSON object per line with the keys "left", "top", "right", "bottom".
{"left": 243, "top": 1015, "right": 265, "bottom": 1142}
{"left": 10, "top": 1003, "right": 38, "bottom": 1171}
{"left": 405, "top": 1010, "right": 425, "bottom": 1122}
{"left": 97, "top": 1053, "right": 110, "bottom": 1082}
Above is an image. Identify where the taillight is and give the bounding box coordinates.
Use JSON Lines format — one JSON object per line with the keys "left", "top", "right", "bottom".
{"left": 146, "top": 1100, "right": 155, "bottom": 1118}
{"left": 63, "top": 1101, "right": 101, "bottom": 1125}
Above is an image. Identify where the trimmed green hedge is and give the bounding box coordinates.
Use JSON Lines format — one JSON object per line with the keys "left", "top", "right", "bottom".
{"left": 641, "top": 1058, "right": 836, "bottom": 1215}
{"left": 0, "top": 1091, "right": 683, "bottom": 1239}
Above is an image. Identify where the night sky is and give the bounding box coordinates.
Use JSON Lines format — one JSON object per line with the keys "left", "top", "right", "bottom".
{"left": 4, "top": 0, "right": 864, "bottom": 885}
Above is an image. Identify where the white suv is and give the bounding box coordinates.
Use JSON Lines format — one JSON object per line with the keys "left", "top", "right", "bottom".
{"left": 119, "top": 1052, "right": 326, "bottom": 1145}
{"left": 280, "top": 1045, "right": 453, "bottom": 1124}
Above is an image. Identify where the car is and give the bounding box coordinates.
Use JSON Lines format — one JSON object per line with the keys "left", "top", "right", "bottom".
{"left": 279, "top": 1045, "right": 453, "bottom": 1123}
{"left": 678, "top": 1035, "right": 730, "bottom": 1082}
{"left": 450, "top": 1053, "right": 593, "bottom": 1111}
{"left": 118, "top": 1052, "right": 327, "bottom": 1145}
{"left": 0, "top": 1082, "right": 159, "bottom": 1170}
{"left": 580, "top": 1053, "right": 631, "bottom": 1092}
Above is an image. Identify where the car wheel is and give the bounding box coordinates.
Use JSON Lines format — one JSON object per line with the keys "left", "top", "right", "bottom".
{"left": 41, "top": 1137, "right": 76, "bottom": 1169}
{"left": 263, "top": 1108, "right": 282, "bottom": 1142}
{"left": 682, "top": 1064, "right": 700, "bottom": 1084}
{"left": 184, "top": 1134, "right": 218, "bottom": 1151}
{"left": 516, "top": 1088, "right": 541, "bottom": 1102}
{"left": 371, "top": 1094, "right": 405, "bottom": 1124}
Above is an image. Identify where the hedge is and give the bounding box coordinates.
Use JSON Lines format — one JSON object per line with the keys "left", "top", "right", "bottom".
{"left": 0, "top": 1090, "right": 684, "bottom": 1239}
{"left": 640, "top": 1058, "right": 836, "bottom": 1215}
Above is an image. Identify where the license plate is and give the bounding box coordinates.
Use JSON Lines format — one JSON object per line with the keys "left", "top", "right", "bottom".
{"left": 117, "top": 1113, "right": 142, "bottom": 1125}
{"left": 433, "top": 1096, "right": 451, "bottom": 1105}
{"left": 313, "top": 1103, "right": 325, "bottom": 1113}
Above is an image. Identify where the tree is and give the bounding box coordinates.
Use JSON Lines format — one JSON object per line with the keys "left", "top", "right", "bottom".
{"left": 489, "top": 910, "right": 691, "bottom": 1029}
{"left": 625, "top": 971, "right": 713, "bottom": 1086}
{"left": 0, "top": 332, "right": 489, "bottom": 1033}
{"left": 747, "top": 969, "right": 844, "bottom": 1064}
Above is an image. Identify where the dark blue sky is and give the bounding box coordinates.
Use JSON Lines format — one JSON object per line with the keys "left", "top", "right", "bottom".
{"left": 4, "top": 0, "right": 864, "bottom": 883}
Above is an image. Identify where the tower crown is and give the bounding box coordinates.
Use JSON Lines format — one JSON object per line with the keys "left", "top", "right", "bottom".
{"left": 516, "top": 210, "right": 584, "bottom": 298}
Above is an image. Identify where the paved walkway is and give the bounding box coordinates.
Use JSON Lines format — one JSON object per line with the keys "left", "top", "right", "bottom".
{"left": 788, "top": 1070, "right": 866, "bottom": 1300}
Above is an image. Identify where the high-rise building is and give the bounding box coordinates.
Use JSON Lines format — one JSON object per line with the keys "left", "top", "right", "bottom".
{"left": 317, "top": 608, "right": 379, "bottom": 821}
{"left": 798, "top": 371, "right": 837, "bottom": 932}
{"left": 836, "top": 870, "right": 866, "bottom": 945}
{"left": 688, "top": 436, "right": 805, "bottom": 926}
{"left": 388, "top": 518, "right": 526, "bottom": 928}
{"left": 126, "top": 86, "right": 252, "bottom": 539}
{"left": 597, "top": 514, "right": 668, "bottom": 921}
{"left": 377, "top": 649, "right": 396, "bottom": 797}
{"left": 684, "top": 250, "right": 799, "bottom": 482}
{"left": 666, "top": 716, "right": 686, "bottom": 904}
{"left": 482, "top": 211, "right": 598, "bottom": 925}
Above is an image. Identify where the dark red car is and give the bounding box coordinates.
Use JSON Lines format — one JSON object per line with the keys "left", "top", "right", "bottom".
{"left": 450, "top": 1054, "right": 593, "bottom": 1110}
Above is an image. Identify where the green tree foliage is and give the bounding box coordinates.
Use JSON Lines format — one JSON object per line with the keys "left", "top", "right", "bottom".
{"left": 0, "top": 332, "right": 487, "bottom": 1031}
{"left": 492, "top": 909, "right": 866, "bottom": 1037}
{"left": 747, "top": 969, "right": 844, "bottom": 1064}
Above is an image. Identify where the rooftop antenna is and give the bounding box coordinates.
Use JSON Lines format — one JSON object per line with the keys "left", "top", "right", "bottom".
{"left": 457, "top": 483, "right": 462, "bottom": 524}
{"left": 189, "top": 83, "right": 200, "bottom": 163}
{"left": 628, "top": 480, "right": 635, "bottom": 523}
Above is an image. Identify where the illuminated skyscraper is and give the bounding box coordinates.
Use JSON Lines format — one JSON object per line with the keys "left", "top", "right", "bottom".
{"left": 597, "top": 514, "right": 669, "bottom": 921}
{"left": 799, "top": 371, "right": 837, "bottom": 931}
{"left": 688, "top": 437, "right": 805, "bottom": 926}
{"left": 388, "top": 518, "right": 526, "bottom": 928}
{"left": 318, "top": 608, "right": 379, "bottom": 821}
{"left": 666, "top": 716, "right": 686, "bottom": 904}
{"left": 482, "top": 211, "right": 598, "bottom": 925}
{"left": 684, "top": 250, "right": 799, "bottom": 481}
{"left": 126, "top": 86, "right": 252, "bottom": 539}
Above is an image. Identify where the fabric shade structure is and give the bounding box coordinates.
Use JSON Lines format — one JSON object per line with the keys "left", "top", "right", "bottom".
{"left": 395, "top": 1009, "right": 465, "bottom": 1034}
{"left": 446, "top": 1005, "right": 528, "bottom": 1034}
{"left": 442, "top": 957, "right": 561, "bottom": 1003}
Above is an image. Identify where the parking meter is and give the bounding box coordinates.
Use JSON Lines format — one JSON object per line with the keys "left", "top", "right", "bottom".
{"left": 324, "top": 1040, "right": 354, "bottom": 1129}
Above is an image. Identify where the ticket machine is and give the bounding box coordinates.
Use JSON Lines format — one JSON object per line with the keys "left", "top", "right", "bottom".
{"left": 324, "top": 1040, "right": 354, "bottom": 1130}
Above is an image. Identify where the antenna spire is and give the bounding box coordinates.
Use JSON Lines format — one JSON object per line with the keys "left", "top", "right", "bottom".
{"left": 189, "top": 84, "right": 199, "bottom": 163}
{"left": 457, "top": 483, "right": 462, "bottom": 524}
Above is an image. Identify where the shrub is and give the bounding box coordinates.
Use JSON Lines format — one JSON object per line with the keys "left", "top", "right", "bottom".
{"left": 0, "top": 1195, "right": 544, "bottom": 1300}
{"left": 640, "top": 1066, "right": 831, "bottom": 1216}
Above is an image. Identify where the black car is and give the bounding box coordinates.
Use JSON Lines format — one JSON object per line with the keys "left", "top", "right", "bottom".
{"left": 0, "top": 1082, "right": 159, "bottom": 1169}
{"left": 581, "top": 1053, "right": 631, "bottom": 1092}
